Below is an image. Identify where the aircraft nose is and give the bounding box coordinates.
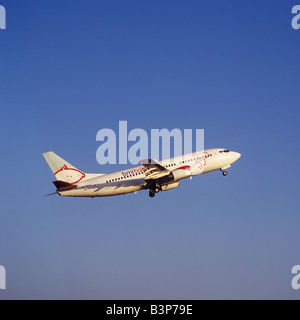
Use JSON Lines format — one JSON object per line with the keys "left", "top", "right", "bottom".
{"left": 232, "top": 152, "right": 241, "bottom": 162}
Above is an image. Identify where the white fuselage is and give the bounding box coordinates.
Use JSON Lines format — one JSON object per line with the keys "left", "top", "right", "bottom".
{"left": 58, "top": 149, "right": 241, "bottom": 198}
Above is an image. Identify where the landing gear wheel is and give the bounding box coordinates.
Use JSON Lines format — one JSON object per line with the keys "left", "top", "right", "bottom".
{"left": 223, "top": 171, "right": 228, "bottom": 176}
{"left": 149, "top": 190, "right": 155, "bottom": 198}
{"left": 154, "top": 186, "right": 160, "bottom": 193}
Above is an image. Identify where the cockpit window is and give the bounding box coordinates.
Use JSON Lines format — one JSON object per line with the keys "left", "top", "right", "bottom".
{"left": 224, "top": 149, "right": 230, "bottom": 153}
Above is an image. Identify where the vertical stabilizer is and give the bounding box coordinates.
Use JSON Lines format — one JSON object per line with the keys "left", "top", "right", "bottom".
{"left": 43, "top": 152, "right": 86, "bottom": 184}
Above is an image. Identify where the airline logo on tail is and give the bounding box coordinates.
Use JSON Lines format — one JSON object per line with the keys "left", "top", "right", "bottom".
{"left": 55, "top": 165, "right": 86, "bottom": 184}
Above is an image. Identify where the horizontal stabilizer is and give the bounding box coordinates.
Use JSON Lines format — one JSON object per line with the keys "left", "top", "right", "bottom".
{"left": 45, "top": 192, "right": 59, "bottom": 197}
{"left": 53, "top": 181, "right": 77, "bottom": 192}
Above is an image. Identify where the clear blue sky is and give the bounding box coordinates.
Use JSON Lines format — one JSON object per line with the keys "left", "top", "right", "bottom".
{"left": 0, "top": 0, "right": 300, "bottom": 300}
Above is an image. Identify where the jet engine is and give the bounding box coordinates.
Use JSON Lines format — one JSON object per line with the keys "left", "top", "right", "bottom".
{"left": 161, "top": 182, "right": 180, "bottom": 192}
{"left": 171, "top": 167, "right": 192, "bottom": 181}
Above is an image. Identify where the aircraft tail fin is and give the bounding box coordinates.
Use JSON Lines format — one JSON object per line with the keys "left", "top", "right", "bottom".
{"left": 43, "top": 152, "right": 86, "bottom": 184}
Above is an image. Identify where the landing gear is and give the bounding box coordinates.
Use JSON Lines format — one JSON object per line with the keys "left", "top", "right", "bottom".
{"left": 154, "top": 186, "right": 161, "bottom": 193}
{"left": 149, "top": 185, "right": 160, "bottom": 198}
{"left": 221, "top": 166, "right": 231, "bottom": 176}
{"left": 149, "top": 190, "right": 155, "bottom": 198}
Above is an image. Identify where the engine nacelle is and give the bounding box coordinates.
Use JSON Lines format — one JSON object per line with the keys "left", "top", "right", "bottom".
{"left": 161, "top": 182, "right": 180, "bottom": 192}
{"left": 172, "top": 167, "right": 192, "bottom": 181}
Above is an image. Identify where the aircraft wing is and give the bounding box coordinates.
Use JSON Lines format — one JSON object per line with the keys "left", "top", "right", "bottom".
{"left": 140, "top": 159, "right": 170, "bottom": 180}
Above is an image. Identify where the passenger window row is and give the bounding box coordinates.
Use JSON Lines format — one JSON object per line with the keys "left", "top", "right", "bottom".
{"left": 165, "top": 154, "right": 213, "bottom": 168}
{"left": 106, "top": 171, "right": 144, "bottom": 183}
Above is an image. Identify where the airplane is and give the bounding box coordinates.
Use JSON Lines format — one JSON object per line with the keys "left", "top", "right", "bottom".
{"left": 43, "top": 149, "right": 241, "bottom": 198}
